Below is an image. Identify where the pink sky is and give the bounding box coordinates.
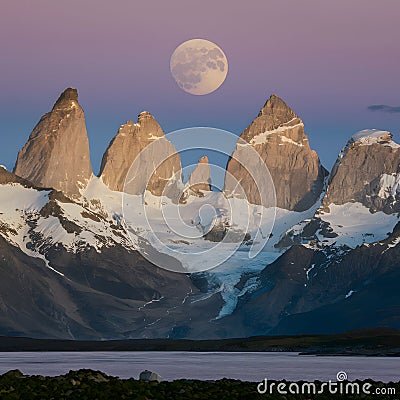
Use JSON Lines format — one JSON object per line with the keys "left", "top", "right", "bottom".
{"left": 0, "top": 0, "right": 399, "bottom": 171}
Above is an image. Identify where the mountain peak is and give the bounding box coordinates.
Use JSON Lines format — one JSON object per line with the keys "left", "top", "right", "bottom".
{"left": 240, "top": 95, "right": 300, "bottom": 144}
{"left": 226, "top": 94, "right": 327, "bottom": 211}
{"left": 53, "top": 88, "right": 79, "bottom": 110}
{"left": 258, "top": 94, "right": 297, "bottom": 120}
{"left": 138, "top": 110, "right": 156, "bottom": 123}
{"left": 351, "top": 129, "right": 399, "bottom": 148}
{"left": 198, "top": 156, "right": 209, "bottom": 164}
{"left": 134, "top": 111, "right": 164, "bottom": 135}
{"left": 13, "top": 88, "right": 92, "bottom": 198}
{"left": 100, "top": 112, "right": 181, "bottom": 194}
{"left": 324, "top": 128, "right": 400, "bottom": 212}
{"left": 188, "top": 156, "right": 211, "bottom": 193}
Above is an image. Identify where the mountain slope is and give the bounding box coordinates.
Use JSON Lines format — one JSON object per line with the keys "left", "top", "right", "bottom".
{"left": 217, "top": 224, "right": 400, "bottom": 337}
{"left": 0, "top": 167, "right": 201, "bottom": 339}
{"left": 272, "top": 267, "right": 400, "bottom": 335}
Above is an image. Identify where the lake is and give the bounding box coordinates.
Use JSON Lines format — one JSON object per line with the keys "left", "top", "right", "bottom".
{"left": 0, "top": 352, "right": 398, "bottom": 382}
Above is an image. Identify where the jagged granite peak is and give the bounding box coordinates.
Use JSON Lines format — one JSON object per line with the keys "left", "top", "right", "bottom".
{"left": 188, "top": 156, "right": 211, "bottom": 193}
{"left": 13, "top": 88, "right": 93, "bottom": 198}
{"left": 322, "top": 129, "right": 400, "bottom": 213}
{"left": 99, "top": 111, "right": 182, "bottom": 196}
{"left": 52, "top": 87, "right": 79, "bottom": 109}
{"left": 238, "top": 95, "right": 298, "bottom": 144}
{"left": 255, "top": 94, "right": 296, "bottom": 127}
{"left": 277, "top": 130, "right": 400, "bottom": 249}
{"left": 225, "top": 94, "right": 327, "bottom": 211}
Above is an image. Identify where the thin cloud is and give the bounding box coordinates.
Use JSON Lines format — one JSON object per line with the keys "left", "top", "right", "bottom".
{"left": 368, "top": 104, "right": 400, "bottom": 113}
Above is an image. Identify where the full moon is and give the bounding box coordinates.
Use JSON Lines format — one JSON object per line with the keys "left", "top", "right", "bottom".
{"left": 170, "top": 39, "right": 228, "bottom": 95}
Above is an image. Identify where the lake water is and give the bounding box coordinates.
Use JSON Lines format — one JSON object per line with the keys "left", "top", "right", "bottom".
{"left": 0, "top": 352, "right": 398, "bottom": 382}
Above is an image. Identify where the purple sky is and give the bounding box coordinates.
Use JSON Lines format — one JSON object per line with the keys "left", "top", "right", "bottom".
{"left": 1, "top": 0, "right": 399, "bottom": 173}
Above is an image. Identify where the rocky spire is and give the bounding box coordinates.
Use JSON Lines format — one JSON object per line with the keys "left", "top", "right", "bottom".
{"left": 188, "top": 156, "right": 211, "bottom": 193}
{"left": 13, "top": 88, "right": 93, "bottom": 198}
{"left": 322, "top": 129, "right": 400, "bottom": 213}
{"left": 225, "top": 94, "right": 327, "bottom": 211}
{"left": 99, "top": 111, "right": 182, "bottom": 196}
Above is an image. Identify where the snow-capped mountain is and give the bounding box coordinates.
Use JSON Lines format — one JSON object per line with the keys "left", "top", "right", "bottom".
{"left": 280, "top": 129, "right": 400, "bottom": 249}
{"left": 0, "top": 88, "right": 398, "bottom": 339}
{"left": 218, "top": 129, "right": 400, "bottom": 337}
{"left": 0, "top": 166, "right": 204, "bottom": 339}
{"left": 325, "top": 129, "right": 399, "bottom": 213}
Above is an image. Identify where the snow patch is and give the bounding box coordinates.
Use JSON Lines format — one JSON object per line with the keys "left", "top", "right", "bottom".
{"left": 306, "top": 264, "right": 316, "bottom": 280}
{"left": 351, "top": 129, "right": 399, "bottom": 148}
{"left": 318, "top": 202, "right": 398, "bottom": 247}
{"left": 279, "top": 136, "right": 304, "bottom": 147}
{"left": 391, "top": 173, "right": 400, "bottom": 197}
{"left": 250, "top": 119, "right": 303, "bottom": 145}
{"left": 387, "top": 236, "right": 400, "bottom": 249}
{"left": 377, "top": 173, "right": 400, "bottom": 198}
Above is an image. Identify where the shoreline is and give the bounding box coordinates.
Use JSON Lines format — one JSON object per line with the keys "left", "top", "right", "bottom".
{"left": 0, "top": 328, "right": 399, "bottom": 356}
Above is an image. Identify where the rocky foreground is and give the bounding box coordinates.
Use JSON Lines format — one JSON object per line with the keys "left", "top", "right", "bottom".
{"left": 0, "top": 369, "right": 398, "bottom": 399}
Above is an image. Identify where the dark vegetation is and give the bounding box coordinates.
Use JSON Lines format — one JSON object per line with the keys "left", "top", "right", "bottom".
{"left": 0, "top": 369, "right": 398, "bottom": 399}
